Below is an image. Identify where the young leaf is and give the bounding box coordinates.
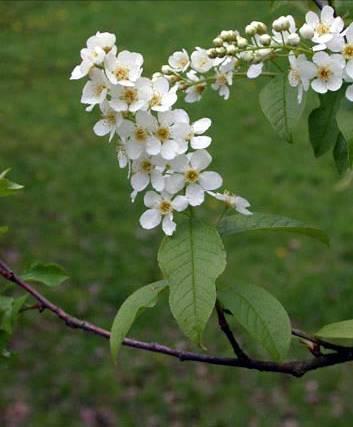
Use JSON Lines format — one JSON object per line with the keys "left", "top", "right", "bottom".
{"left": 333, "top": 132, "right": 351, "bottom": 175}
{"left": 110, "top": 281, "right": 167, "bottom": 361}
{"left": 316, "top": 319, "right": 353, "bottom": 346}
{"left": 0, "top": 295, "right": 28, "bottom": 334}
{"left": 218, "top": 283, "right": 291, "bottom": 360}
{"left": 259, "top": 74, "right": 305, "bottom": 143}
{"left": 158, "top": 217, "right": 226, "bottom": 347}
{"left": 0, "top": 169, "right": 23, "bottom": 197}
{"left": 22, "top": 262, "right": 69, "bottom": 287}
{"left": 308, "top": 91, "right": 343, "bottom": 157}
{"left": 218, "top": 213, "right": 329, "bottom": 245}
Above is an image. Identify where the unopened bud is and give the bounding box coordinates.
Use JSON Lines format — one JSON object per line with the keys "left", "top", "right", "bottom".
{"left": 299, "top": 23, "right": 314, "bottom": 40}
{"left": 245, "top": 24, "right": 257, "bottom": 36}
{"left": 216, "top": 46, "right": 226, "bottom": 57}
{"left": 207, "top": 48, "right": 218, "bottom": 58}
{"left": 213, "top": 37, "right": 224, "bottom": 47}
{"left": 287, "top": 33, "right": 300, "bottom": 46}
{"left": 237, "top": 37, "right": 248, "bottom": 48}
{"left": 220, "top": 30, "right": 229, "bottom": 40}
{"left": 252, "top": 21, "right": 267, "bottom": 35}
{"left": 226, "top": 44, "right": 237, "bottom": 56}
{"left": 240, "top": 51, "right": 254, "bottom": 63}
{"left": 259, "top": 34, "right": 271, "bottom": 46}
{"left": 161, "top": 65, "right": 172, "bottom": 74}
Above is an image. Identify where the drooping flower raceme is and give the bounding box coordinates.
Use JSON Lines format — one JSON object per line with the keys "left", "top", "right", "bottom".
{"left": 71, "top": 32, "right": 250, "bottom": 236}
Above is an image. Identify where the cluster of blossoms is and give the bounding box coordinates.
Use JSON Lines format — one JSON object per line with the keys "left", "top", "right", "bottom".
{"left": 160, "top": 5, "right": 353, "bottom": 103}
{"left": 71, "top": 32, "right": 251, "bottom": 235}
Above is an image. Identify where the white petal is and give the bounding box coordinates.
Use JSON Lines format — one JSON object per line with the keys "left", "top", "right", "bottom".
{"left": 346, "top": 85, "right": 353, "bottom": 101}
{"left": 162, "top": 214, "right": 176, "bottom": 236}
{"left": 169, "top": 155, "right": 189, "bottom": 172}
{"left": 327, "top": 76, "right": 342, "bottom": 91}
{"left": 306, "top": 11, "right": 319, "bottom": 27}
{"left": 144, "top": 191, "right": 161, "bottom": 208}
{"left": 146, "top": 137, "right": 161, "bottom": 156}
{"left": 190, "top": 136, "right": 212, "bottom": 149}
{"left": 190, "top": 149, "right": 212, "bottom": 171}
{"left": 93, "top": 119, "right": 111, "bottom": 136}
{"left": 153, "top": 77, "right": 169, "bottom": 94}
{"left": 172, "top": 195, "right": 189, "bottom": 212}
{"left": 321, "top": 5, "right": 335, "bottom": 24}
{"left": 199, "top": 171, "right": 223, "bottom": 191}
{"left": 186, "top": 183, "right": 205, "bottom": 206}
{"left": 346, "top": 61, "right": 353, "bottom": 79}
{"left": 247, "top": 63, "right": 263, "bottom": 79}
{"left": 165, "top": 174, "right": 185, "bottom": 194}
{"left": 131, "top": 172, "right": 149, "bottom": 191}
{"left": 139, "top": 209, "right": 161, "bottom": 230}
{"left": 193, "top": 118, "right": 211, "bottom": 134}
{"left": 311, "top": 78, "right": 327, "bottom": 94}
{"left": 151, "top": 171, "right": 165, "bottom": 192}
{"left": 160, "top": 140, "right": 178, "bottom": 160}
{"left": 126, "top": 141, "right": 144, "bottom": 160}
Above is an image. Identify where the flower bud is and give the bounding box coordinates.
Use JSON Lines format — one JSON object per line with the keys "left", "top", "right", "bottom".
{"left": 245, "top": 24, "right": 257, "bottom": 36}
{"left": 281, "top": 17, "right": 290, "bottom": 31}
{"left": 226, "top": 44, "right": 237, "bottom": 56}
{"left": 299, "top": 23, "right": 314, "bottom": 40}
{"left": 207, "top": 48, "right": 218, "bottom": 58}
{"left": 152, "top": 72, "right": 163, "bottom": 79}
{"left": 259, "top": 34, "right": 271, "bottom": 46}
{"left": 220, "top": 30, "right": 229, "bottom": 40}
{"left": 240, "top": 51, "right": 254, "bottom": 63}
{"left": 254, "top": 21, "right": 267, "bottom": 35}
{"left": 216, "top": 46, "right": 226, "bottom": 57}
{"left": 213, "top": 37, "right": 224, "bottom": 47}
{"left": 287, "top": 33, "right": 300, "bottom": 46}
{"left": 237, "top": 37, "right": 248, "bottom": 48}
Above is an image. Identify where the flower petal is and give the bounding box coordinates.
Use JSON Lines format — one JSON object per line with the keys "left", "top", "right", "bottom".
{"left": 199, "top": 171, "right": 223, "bottom": 191}
{"left": 193, "top": 118, "right": 211, "bottom": 134}
{"left": 172, "top": 195, "right": 189, "bottom": 212}
{"left": 139, "top": 209, "right": 161, "bottom": 230}
{"left": 190, "top": 149, "right": 212, "bottom": 170}
{"left": 190, "top": 136, "right": 212, "bottom": 149}
{"left": 131, "top": 172, "right": 149, "bottom": 191}
{"left": 144, "top": 191, "right": 161, "bottom": 208}
{"left": 186, "top": 183, "right": 205, "bottom": 206}
{"left": 162, "top": 214, "right": 176, "bottom": 236}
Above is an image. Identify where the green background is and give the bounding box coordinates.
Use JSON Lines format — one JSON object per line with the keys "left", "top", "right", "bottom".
{"left": 1, "top": 1, "right": 353, "bottom": 426}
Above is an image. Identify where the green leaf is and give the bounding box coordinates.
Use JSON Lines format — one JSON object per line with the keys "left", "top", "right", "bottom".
{"left": 308, "top": 90, "right": 344, "bottom": 157}
{"left": 0, "top": 295, "right": 28, "bottom": 334}
{"left": 333, "top": 132, "right": 351, "bottom": 175}
{"left": 259, "top": 74, "right": 305, "bottom": 143}
{"left": 158, "top": 217, "right": 226, "bottom": 347}
{"left": 22, "top": 262, "right": 69, "bottom": 287}
{"left": 335, "top": 97, "right": 353, "bottom": 171}
{"left": 218, "top": 283, "right": 291, "bottom": 360}
{"left": 110, "top": 281, "right": 167, "bottom": 361}
{"left": 218, "top": 213, "right": 329, "bottom": 245}
{"left": 316, "top": 319, "right": 353, "bottom": 346}
{"left": 0, "top": 169, "right": 23, "bottom": 197}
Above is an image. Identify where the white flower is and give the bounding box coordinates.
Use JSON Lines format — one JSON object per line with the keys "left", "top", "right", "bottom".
{"left": 148, "top": 77, "right": 178, "bottom": 112}
{"left": 345, "top": 85, "right": 353, "bottom": 101}
{"left": 304, "top": 6, "right": 344, "bottom": 48}
{"left": 191, "top": 48, "right": 214, "bottom": 73}
{"left": 211, "top": 61, "right": 234, "bottom": 100}
{"left": 139, "top": 191, "right": 188, "bottom": 235}
{"left": 109, "top": 78, "right": 152, "bottom": 112}
{"left": 171, "top": 110, "right": 212, "bottom": 150}
{"left": 70, "top": 32, "right": 117, "bottom": 80}
{"left": 311, "top": 52, "right": 345, "bottom": 94}
{"left": 342, "top": 23, "right": 353, "bottom": 78}
{"left": 80, "top": 68, "right": 110, "bottom": 109}
{"left": 116, "top": 145, "right": 129, "bottom": 169}
{"left": 166, "top": 150, "right": 223, "bottom": 206}
{"left": 168, "top": 49, "right": 190, "bottom": 72}
{"left": 288, "top": 54, "right": 316, "bottom": 103}
{"left": 104, "top": 50, "right": 143, "bottom": 86}
{"left": 93, "top": 101, "right": 122, "bottom": 142}
{"left": 184, "top": 70, "right": 206, "bottom": 103}
{"left": 130, "top": 155, "right": 166, "bottom": 194}
{"left": 87, "top": 32, "right": 116, "bottom": 53}
{"left": 208, "top": 191, "right": 252, "bottom": 215}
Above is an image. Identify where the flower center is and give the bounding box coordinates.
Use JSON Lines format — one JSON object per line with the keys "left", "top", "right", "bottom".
{"left": 316, "top": 23, "right": 330, "bottom": 35}
{"left": 122, "top": 88, "right": 137, "bottom": 104}
{"left": 159, "top": 200, "right": 173, "bottom": 215}
{"left": 195, "top": 83, "right": 206, "bottom": 94}
{"left": 103, "top": 46, "right": 112, "bottom": 53}
{"left": 150, "top": 92, "right": 162, "bottom": 107}
{"left": 317, "top": 66, "right": 332, "bottom": 81}
{"left": 135, "top": 127, "right": 147, "bottom": 142}
{"left": 179, "top": 58, "right": 188, "bottom": 67}
{"left": 141, "top": 160, "right": 152, "bottom": 173}
{"left": 104, "top": 113, "right": 116, "bottom": 124}
{"left": 216, "top": 74, "right": 228, "bottom": 86}
{"left": 343, "top": 43, "right": 353, "bottom": 59}
{"left": 185, "top": 169, "right": 199, "bottom": 183}
{"left": 95, "top": 84, "right": 106, "bottom": 96}
{"left": 156, "top": 127, "right": 170, "bottom": 141}
{"left": 115, "top": 66, "right": 129, "bottom": 80}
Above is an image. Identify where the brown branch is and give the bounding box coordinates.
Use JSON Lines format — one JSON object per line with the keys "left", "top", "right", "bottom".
{"left": 215, "top": 300, "right": 249, "bottom": 360}
{"left": 1, "top": 258, "right": 353, "bottom": 377}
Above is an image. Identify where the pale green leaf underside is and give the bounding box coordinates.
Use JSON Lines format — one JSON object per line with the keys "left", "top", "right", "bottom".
{"left": 158, "top": 217, "right": 226, "bottom": 346}
{"left": 259, "top": 74, "right": 305, "bottom": 143}
{"left": 110, "top": 281, "right": 167, "bottom": 361}
{"left": 218, "top": 283, "right": 291, "bottom": 360}
{"left": 0, "top": 169, "right": 23, "bottom": 197}
{"left": 316, "top": 319, "right": 353, "bottom": 346}
{"left": 22, "top": 262, "right": 69, "bottom": 287}
{"left": 218, "top": 213, "right": 329, "bottom": 245}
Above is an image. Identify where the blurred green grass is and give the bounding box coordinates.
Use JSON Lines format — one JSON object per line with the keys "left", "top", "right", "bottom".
{"left": 1, "top": 1, "right": 353, "bottom": 426}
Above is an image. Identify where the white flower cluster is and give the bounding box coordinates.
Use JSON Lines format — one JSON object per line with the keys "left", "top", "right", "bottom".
{"left": 71, "top": 32, "right": 251, "bottom": 236}
{"left": 160, "top": 6, "right": 353, "bottom": 104}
